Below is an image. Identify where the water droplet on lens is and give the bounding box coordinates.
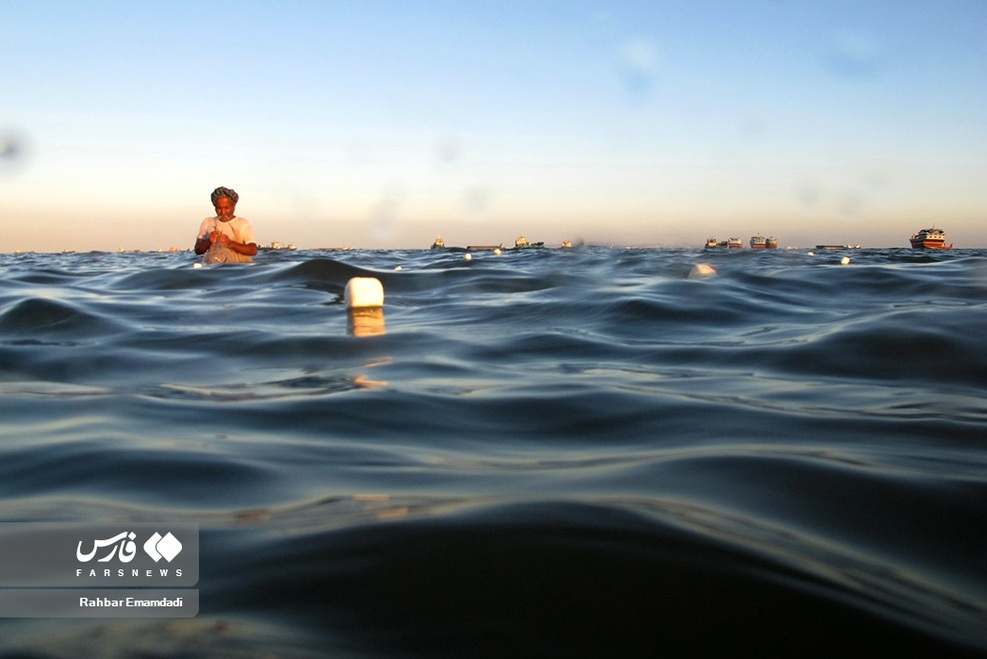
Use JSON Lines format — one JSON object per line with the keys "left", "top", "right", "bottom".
{"left": 2, "top": 140, "right": 19, "bottom": 160}
{"left": 463, "top": 187, "right": 491, "bottom": 224}
{"left": 617, "top": 38, "right": 660, "bottom": 100}
{"left": 838, "top": 190, "right": 866, "bottom": 220}
{"left": 825, "top": 31, "right": 883, "bottom": 79}
{"left": 371, "top": 185, "right": 404, "bottom": 241}
{"left": 795, "top": 181, "right": 823, "bottom": 210}
{"left": 435, "top": 135, "right": 463, "bottom": 168}
{"left": 1, "top": 129, "right": 30, "bottom": 174}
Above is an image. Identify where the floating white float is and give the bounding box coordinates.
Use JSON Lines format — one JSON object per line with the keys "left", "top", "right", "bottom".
{"left": 841, "top": 256, "right": 851, "bottom": 265}
{"left": 345, "top": 277, "right": 384, "bottom": 309}
{"left": 464, "top": 253, "right": 473, "bottom": 262}
{"left": 688, "top": 263, "right": 717, "bottom": 279}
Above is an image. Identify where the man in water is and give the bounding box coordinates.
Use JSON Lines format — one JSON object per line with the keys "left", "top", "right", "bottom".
{"left": 194, "top": 186, "right": 258, "bottom": 264}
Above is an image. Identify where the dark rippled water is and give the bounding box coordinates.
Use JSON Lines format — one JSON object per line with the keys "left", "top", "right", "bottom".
{"left": 1, "top": 247, "right": 985, "bottom": 657}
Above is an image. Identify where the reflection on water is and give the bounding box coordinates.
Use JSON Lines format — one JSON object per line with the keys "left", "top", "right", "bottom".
{"left": 347, "top": 306, "right": 386, "bottom": 337}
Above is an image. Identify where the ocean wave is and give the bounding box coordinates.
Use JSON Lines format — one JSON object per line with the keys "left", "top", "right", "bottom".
{"left": 0, "top": 247, "right": 984, "bottom": 656}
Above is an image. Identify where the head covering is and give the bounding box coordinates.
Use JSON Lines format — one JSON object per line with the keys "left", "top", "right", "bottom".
{"left": 210, "top": 186, "right": 239, "bottom": 205}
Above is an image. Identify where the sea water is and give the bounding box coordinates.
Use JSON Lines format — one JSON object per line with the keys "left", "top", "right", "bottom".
{"left": 0, "top": 247, "right": 984, "bottom": 657}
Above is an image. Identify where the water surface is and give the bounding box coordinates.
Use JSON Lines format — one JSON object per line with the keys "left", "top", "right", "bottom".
{"left": 1, "top": 247, "right": 985, "bottom": 656}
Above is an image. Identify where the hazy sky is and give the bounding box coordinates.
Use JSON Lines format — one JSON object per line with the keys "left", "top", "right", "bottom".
{"left": 2, "top": 0, "right": 985, "bottom": 251}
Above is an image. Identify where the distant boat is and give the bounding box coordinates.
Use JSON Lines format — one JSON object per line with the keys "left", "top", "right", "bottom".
{"left": 816, "top": 244, "right": 861, "bottom": 250}
{"left": 750, "top": 235, "right": 767, "bottom": 249}
{"left": 561, "top": 240, "right": 573, "bottom": 248}
{"left": 260, "top": 241, "right": 297, "bottom": 251}
{"left": 430, "top": 236, "right": 445, "bottom": 249}
{"left": 766, "top": 236, "right": 778, "bottom": 249}
{"left": 727, "top": 237, "right": 743, "bottom": 249}
{"left": 512, "top": 236, "right": 544, "bottom": 249}
{"left": 705, "top": 237, "right": 720, "bottom": 248}
{"left": 909, "top": 227, "right": 952, "bottom": 249}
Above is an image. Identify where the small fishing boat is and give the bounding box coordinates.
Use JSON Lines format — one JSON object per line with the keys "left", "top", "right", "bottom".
{"left": 909, "top": 227, "right": 952, "bottom": 249}
{"left": 705, "top": 237, "right": 720, "bottom": 248}
{"left": 750, "top": 235, "right": 767, "bottom": 249}
{"left": 259, "top": 241, "right": 297, "bottom": 251}
{"left": 430, "top": 236, "right": 445, "bottom": 249}
{"left": 512, "top": 236, "right": 544, "bottom": 249}
{"left": 766, "top": 236, "right": 778, "bottom": 249}
{"left": 727, "top": 237, "right": 743, "bottom": 249}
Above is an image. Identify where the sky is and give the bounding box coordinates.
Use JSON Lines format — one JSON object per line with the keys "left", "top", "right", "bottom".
{"left": 1, "top": 0, "right": 985, "bottom": 252}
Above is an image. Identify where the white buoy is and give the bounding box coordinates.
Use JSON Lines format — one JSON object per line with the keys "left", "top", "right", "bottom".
{"left": 494, "top": 248, "right": 502, "bottom": 256}
{"left": 841, "top": 256, "right": 851, "bottom": 265}
{"left": 688, "top": 263, "right": 717, "bottom": 280}
{"left": 394, "top": 265, "right": 402, "bottom": 271}
{"left": 192, "top": 263, "right": 203, "bottom": 269}
{"left": 807, "top": 251, "right": 815, "bottom": 256}
{"left": 464, "top": 253, "right": 473, "bottom": 261}
{"left": 344, "top": 277, "right": 384, "bottom": 309}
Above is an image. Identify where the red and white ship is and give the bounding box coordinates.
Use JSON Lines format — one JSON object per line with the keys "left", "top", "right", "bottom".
{"left": 909, "top": 227, "right": 952, "bottom": 249}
